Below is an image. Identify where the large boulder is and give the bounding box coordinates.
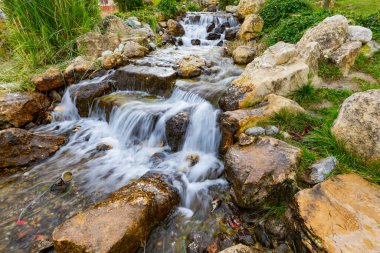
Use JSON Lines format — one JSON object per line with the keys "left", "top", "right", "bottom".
{"left": 165, "top": 112, "right": 190, "bottom": 151}
{"left": 69, "top": 79, "right": 113, "bottom": 117}
{"left": 296, "top": 42, "right": 322, "bottom": 74}
{"left": 225, "top": 137, "right": 301, "bottom": 208}
{"left": 237, "top": 0, "right": 266, "bottom": 18}
{"left": 113, "top": 65, "right": 177, "bottom": 97}
{"left": 331, "top": 89, "right": 380, "bottom": 164}
{"left": 288, "top": 173, "right": 380, "bottom": 253}
{"left": 64, "top": 56, "right": 97, "bottom": 85}
{"left": 0, "top": 92, "right": 50, "bottom": 130}
{"left": 232, "top": 46, "right": 256, "bottom": 64}
{"left": 0, "top": 128, "right": 65, "bottom": 168}
{"left": 53, "top": 173, "right": 180, "bottom": 253}
{"left": 220, "top": 94, "right": 305, "bottom": 152}
{"left": 237, "top": 14, "right": 263, "bottom": 42}
{"left": 348, "top": 25, "right": 372, "bottom": 43}
{"left": 32, "top": 68, "right": 65, "bottom": 92}
{"left": 166, "top": 19, "right": 185, "bottom": 36}
{"left": 122, "top": 41, "right": 149, "bottom": 59}
{"left": 177, "top": 55, "right": 207, "bottom": 78}
{"left": 330, "top": 41, "right": 362, "bottom": 75}
{"left": 298, "top": 15, "right": 349, "bottom": 55}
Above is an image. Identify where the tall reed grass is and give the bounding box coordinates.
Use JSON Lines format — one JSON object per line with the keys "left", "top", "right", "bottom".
{"left": 1, "top": 0, "right": 101, "bottom": 66}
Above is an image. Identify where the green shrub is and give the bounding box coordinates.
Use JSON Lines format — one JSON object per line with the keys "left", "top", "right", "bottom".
{"left": 266, "top": 10, "right": 331, "bottom": 45}
{"left": 259, "top": 0, "right": 312, "bottom": 29}
{"left": 1, "top": 0, "right": 100, "bottom": 66}
{"left": 218, "top": 0, "right": 238, "bottom": 11}
{"left": 115, "top": 0, "right": 144, "bottom": 12}
{"left": 318, "top": 58, "right": 343, "bottom": 81}
{"left": 187, "top": 2, "right": 200, "bottom": 12}
{"left": 158, "top": 0, "right": 178, "bottom": 18}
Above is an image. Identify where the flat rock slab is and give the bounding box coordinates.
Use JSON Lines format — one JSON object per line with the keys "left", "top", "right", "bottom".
{"left": 0, "top": 128, "right": 65, "bottom": 169}
{"left": 113, "top": 65, "right": 177, "bottom": 97}
{"left": 53, "top": 173, "right": 180, "bottom": 253}
{"left": 225, "top": 137, "right": 301, "bottom": 208}
{"left": 0, "top": 92, "right": 50, "bottom": 130}
{"left": 290, "top": 173, "right": 380, "bottom": 253}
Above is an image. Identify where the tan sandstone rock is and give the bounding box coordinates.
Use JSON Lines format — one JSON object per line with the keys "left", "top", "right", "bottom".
{"left": 53, "top": 173, "right": 180, "bottom": 253}
{"left": 122, "top": 41, "right": 149, "bottom": 58}
{"left": 0, "top": 92, "right": 50, "bottom": 130}
{"left": 237, "top": 0, "right": 266, "bottom": 18}
{"left": 177, "top": 55, "right": 207, "bottom": 78}
{"left": 290, "top": 173, "right": 380, "bottom": 253}
{"left": 225, "top": 137, "right": 301, "bottom": 208}
{"left": 166, "top": 19, "right": 185, "bottom": 36}
{"left": 32, "top": 68, "right": 65, "bottom": 92}
{"left": 331, "top": 89, "right": 380, "bottom": 164}
{"left": 233, "top": 46, "right": 256, "bottom": 64}
{"left": 64, "top": 56, "right": 97, "bottom": 85}
{"left": 219, "top": 244, "right": 254, "bottom": 253}
{"left": 330, "top": 41, "right": 362, "bottom": 75}
{"left": 0, "top": 128, "right": 65, "bottom": 168}
{"left": 102, "top": 53, "right": 125, "bottom": 70}
{"left": 237, "top": 14, "right": 264, "bottom": 42}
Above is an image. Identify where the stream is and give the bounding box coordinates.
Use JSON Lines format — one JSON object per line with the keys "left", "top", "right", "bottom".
{"left": 0, "top": 12, "right": 243, "bottom": 252}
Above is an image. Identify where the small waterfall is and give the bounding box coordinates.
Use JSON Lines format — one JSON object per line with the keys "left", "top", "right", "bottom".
{"left": 179, "top": 12, "right": 239, "bottom": 46}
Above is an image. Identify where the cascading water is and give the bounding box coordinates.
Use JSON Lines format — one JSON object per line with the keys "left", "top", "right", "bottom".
{"left": 0, "top": 12, "right": 243, "bottom": 252}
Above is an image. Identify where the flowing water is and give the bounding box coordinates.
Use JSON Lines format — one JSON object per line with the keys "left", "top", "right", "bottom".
{"left": 0, "top": 12, "right": 242, "bottom": 252}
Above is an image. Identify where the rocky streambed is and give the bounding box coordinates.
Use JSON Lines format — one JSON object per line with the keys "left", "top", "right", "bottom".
{"left": 1, "top": 10, "right": 380, "bottom": 253}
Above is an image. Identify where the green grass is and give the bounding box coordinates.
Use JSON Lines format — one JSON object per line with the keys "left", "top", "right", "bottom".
{"left": 354, "top": 52, "right": 380, "bottom": 81}
{"left": 324, "top": 0, "right": 380, "bottom": 15}
{"left": 1, "top": 0, "right": 101, "bottom": 67}
{"left": 318, "top": 58, "right": 343, "bottom": 81}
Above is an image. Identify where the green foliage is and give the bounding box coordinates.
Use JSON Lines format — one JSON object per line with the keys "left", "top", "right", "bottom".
{"left": 354, "top": 11, "right": 380, "bottom": 41}
{"left": 318, "top": 58, "right": 343, "bottom": 81}
{"left": 158, "top": 0, "right": 178, "bottom": 18}
{"left": 259, "top": 0, "right": 312, "bottom": 29}
{"left": 127, "top": 8, "right": 159, "bottom": 32}
{"left": 1, "top": 0, "right": 100, "bottom": 66}
{"left": 218, "top": 0, "right": 238, "bottom": 11}
{"left": 115, "top": 0, "right": 144, "bottom": 12}
{"left": 266, "top": 10, "right": 331, "bottom": 45}
{"left": 354, "top": 52, "right": 380, "bottom": 81}
{"left": 186, "top": 2, "right": 200, "bottom": 12}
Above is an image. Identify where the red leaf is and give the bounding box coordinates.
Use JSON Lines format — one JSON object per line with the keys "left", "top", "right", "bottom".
{"left": 17, "top": 220, "right": 27, "bottom": 225}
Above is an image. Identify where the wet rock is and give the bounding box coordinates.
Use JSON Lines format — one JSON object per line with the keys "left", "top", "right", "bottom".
{"left": 275, "top": 244, "right": 289, "bottom": 253}
{"left": 162, "top": 34, "right": 177, "bottom": 45}
{"left": 254, "top": 226, "right": 273, "bottom": 248}
{"left": 165, "top": 112, "right": 189, "bottom": 151}
{"left": 64, "top": 56, "right": 97, "bottom": 85}
{"left": 186, "top": 231, "right": 212, "bottom": 253}
{"left": 348, "top": 25, "right": 372, "bottom": 43}
{"left": 177, "top": 55, "right": 207, "bottom": 78}
{"left": 0, "top": 92, "right": 50, "bottom": 130}
{"left": 186, "top": 153, "right": 200, "bottom": 167}
{"left": 220, "top": 42, "right": 309, "bottom": 111}
{"left": 225, "top": 28, "right": 239, "bottom": 41}
{"left": 298, "top": 15, "right": 349, "bottom": 55}
{"left": 113, "top": 65, "right": 177, "bottom": 97}
{"left": 96, "top": 143, "right": 113, "bottom": 151}
{"left": 264, "top": 217, "right": 287, "bottom": 240}
{"left": 191, "top": 39, "right": 201, "bottom": 46}
{"left": 30, "top": 239, "right": 54, "bottom": 253}
{"left": 289, "top": 173, "right": 380, "bottom": 253}
{"left": 245, "top": 126, "right": 265, "bottom": 136}
{"left": 220, "top": 94, "right": 305, "bottom": 151}
{"left": 300, "top": 156, "right": 337, "bottom": 185}
{"left": 265, "top": 125, "right": 279, "bottom": 135}
{"left": 331, "top": 89, "right": 380, "bottom": 164}
{"left": 225, "top": 137, "right": 301, "bottom": 208}
{"left": 0, "top": 128, "right": 65, "bottom": 169}
{"left": 207, "top": 22, "right": 215, "bottom": 33}
{"left": 166, "top": 19, "right": 185, "bottom": 36}
{"left": 219, "top": 243, "right": 254, "bottom": 253}
{"left": 237, "top": 229, "right": 255, "bottom": 246}
{"left": 238, "top": 133, "right": 256, "bottom": 146}
{"left": 233, "top": 46, "right": 256, "bottom": 64}
{"left": 102, "top": 53, "right": 125, "bottom": 70}
{"left": 238, "top": 14, "right": 263, "bottom": 42}
{"left": 177, "top": 38, "right": 184, "bottom": 46}
{"left": 330, "top": 41, "right": 362, "bottom": 75}
{"left": 49, "top": 90, "right": 62, "bottom": 102}
{"left": 122, "top": 41, "right": 149, "bottom": 58}
{"left": 206, "top": 32, "right": 221, "bottom": 40}
{"left": 149, "top": 152, "right": 166, "bottom": 166}
{"left": 69, "top": 79, "right": 113, "bottom": 117}
{"left": 226, "top": 5, "right": 238, "bottom": 14}
{"left": 217, "top": 40, "right": 224, "bottom": 47}
{"left": 237, "top": 0, "right": 266, "bottom": 18}
{"left": 53, "top": 172, "right": 180, "bottom": 253}
{"left": 32, "top": 68, "right": 65, "bottom": 92}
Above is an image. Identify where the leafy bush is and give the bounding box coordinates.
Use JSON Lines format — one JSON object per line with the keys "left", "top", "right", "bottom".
{"left": 115, "top": 0, "right": 144, "bottom": 12}
{"left": 158, "top": 0, "right": 178, "bottom": 18}
{"left": 259, "top": 0, "right": 312, "bottom": 29}
{"left": 187, "top": 2, "right": 200, "bottom": 12}
{"left": 1, "top": 0, "right": 100, "bottom": 66}
{"left": 266, "top": 10, "right": 331, "bottom": 45}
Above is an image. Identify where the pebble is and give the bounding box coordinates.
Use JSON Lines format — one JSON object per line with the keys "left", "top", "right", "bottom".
{"left": 265, "top": 125, "right": 280, "bottom": 135}
{"left": 245, "top": 127, "right": 265, "bottom": 136}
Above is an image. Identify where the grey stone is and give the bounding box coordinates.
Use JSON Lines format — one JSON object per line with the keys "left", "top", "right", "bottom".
{"left": 245, "top": 126, "right": 265, "bottom": 136}
{"left": 301, "top": 156, "right": 338, "bottom": 184}
{"left": 265, "top": 125, "right": 280, "bottom": 135}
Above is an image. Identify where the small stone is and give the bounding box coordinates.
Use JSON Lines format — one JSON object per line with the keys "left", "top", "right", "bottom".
{"left": 275, "top": 243, "right": 289, "bottom": 253}
{"left": 238, "top": 133, "right": 256, "bottom": 146}
{"left": 265, "top": 125, "right": 279, "bottom": 135}
{"left": 101, "top": 50, "right": 113, "bottom": 56}
{"left": 281, "top": 131, "right": 291, "bottom": 139}
{"left": 300, "top": 156, "right": 338, "bottom": 185}
{"left": 96, "top": 143, "right": 113, "bottom": 151}
{"left": 245, "top": 126, "right": 265, "bottom": 136}
{"left": 207, "top": 22, "right": 215, "bottom": 33}
{"left": 237, "top": 229, "right": 255, "bottom": 246}
{"left": 219, "top": 244, "right": 254, "bottom": 253}
{"left": 191, "top": 39, "right": 201, "bottom": 46}
{"left": 186, "top": 153, "right": 200, "bottom": 167}
{"left": 206, "top": 33, "right": 221, "bottom": 40}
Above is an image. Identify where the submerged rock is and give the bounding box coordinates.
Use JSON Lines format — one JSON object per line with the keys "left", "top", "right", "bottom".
{"left": 331, "top": 89, "right": 380, "bottom": 164}
{"left": 225, "top": 137, "right": 301, "bottom": 208}
{"left": 32, "top": 68, "right": 65, "bottom": 92}
{"left": 0, "top": 128, "right": 65, "bottom": 169}
{"left": 53, "top": 172, "right": 180, "bottom": 253}
{"left": 165, "top": 111, "right": 189, "bottom": 152}
{"left": 0, "top": 92, "right": 50, "bottom": 130}
{"left": 288, "top": 173, "right": 380, "bottom": 253}
{"left": 300, "top": 156, "right": 337, "bottom": 185}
